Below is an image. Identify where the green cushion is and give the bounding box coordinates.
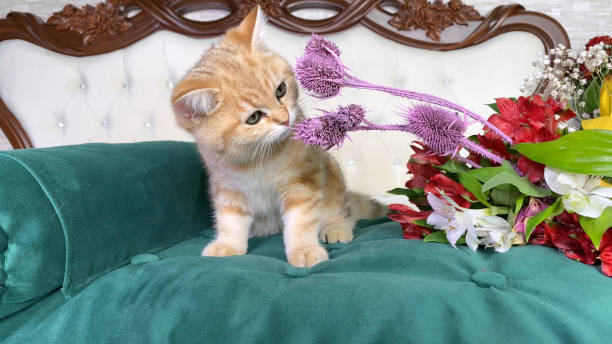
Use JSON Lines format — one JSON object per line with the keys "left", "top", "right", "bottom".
{"left": 5, "top": 219, "right": 612, "bottom": 343}
{"left": 0, "top": 141, "right": 211, "bottom": 317}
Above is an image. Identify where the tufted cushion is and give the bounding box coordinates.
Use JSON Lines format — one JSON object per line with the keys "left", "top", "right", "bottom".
{"left": 0, "top": 141, "right": 212, "bottom": 317}
{"left": 0, "top": 26, "right": 543, "bottom": 199}
{"left": 3, "top": 219, "right": 612, "bottom": 343}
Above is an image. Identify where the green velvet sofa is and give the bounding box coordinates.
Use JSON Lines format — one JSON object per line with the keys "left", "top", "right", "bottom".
{"left": 1, "top": 141, "right": 612, "bottom": 343}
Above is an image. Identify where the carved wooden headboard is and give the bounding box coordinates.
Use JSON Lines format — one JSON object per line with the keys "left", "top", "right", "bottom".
{"left": 0, "top": 0, "right": 569, "bottom": 197}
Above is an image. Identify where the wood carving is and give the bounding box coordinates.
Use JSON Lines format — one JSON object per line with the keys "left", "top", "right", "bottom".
{"left": 0, "top": 0, "right": 571, "bottom": 149}
{"left": 236, "top": 0, "right": 283, "bottom": 18}
{"left": 46, "top": 0, "right": 132, "bottom": 46}
{"left": 389, "top": 0, "right": 483, "bottom": 41}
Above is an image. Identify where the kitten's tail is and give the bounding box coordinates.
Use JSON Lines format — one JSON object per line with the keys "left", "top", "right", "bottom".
{"left": 347, "top": 192, "right": 389, "bottom": 220}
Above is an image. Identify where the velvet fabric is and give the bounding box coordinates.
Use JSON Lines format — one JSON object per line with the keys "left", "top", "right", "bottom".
{"left": 4, "top": 219, "right": 612, "bottom": 343}
{"left": 0, "top": 141, "right": 211, "bottom": 317}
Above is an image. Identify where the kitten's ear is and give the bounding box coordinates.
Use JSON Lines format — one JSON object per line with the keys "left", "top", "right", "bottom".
{"left": 172, "top": 88, "right": 219, "bottom": 129}
{"left": 231, "top": 5, "right": 266, "bottom": 50}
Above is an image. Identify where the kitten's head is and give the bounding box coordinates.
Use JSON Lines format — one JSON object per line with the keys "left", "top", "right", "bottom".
{"left": 172, "top": 7, "right": 299, "bottom": 165}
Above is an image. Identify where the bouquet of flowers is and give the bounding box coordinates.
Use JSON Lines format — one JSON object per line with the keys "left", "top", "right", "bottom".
{"left": 292, "top": 34, "right": 612, "bottom": 277}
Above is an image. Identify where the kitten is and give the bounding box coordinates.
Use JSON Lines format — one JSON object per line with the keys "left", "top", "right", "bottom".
{"left": 171, "top": 6, "right": 386, "bottom": 267}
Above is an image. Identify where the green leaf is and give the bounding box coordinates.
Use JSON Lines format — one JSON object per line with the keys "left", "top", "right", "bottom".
{"left": 490, "top": 187, "right": 522, "bottom": 206}
{"left": 467, "top": 161, "right": 515, "bottom": 183}
{"left": 486, "top": 102, "right": 500, "bottom": 113}
{"left": 413, "top": 219, "right": 433, "bottom": 228}
{"left": 583, "top": 77, "right": 600, "bottom": 114}
{"left": 457, "top": 172, "right": 490, "bottom": 206}
{"left": 438, "top": 160, "right": 469, "bottom": 174}
{"left": 513, "top": 130, "right": 612, "bottom": 177}
{"left": 387, "top": 188, "right": 423, "bottom": 196}
{"left": 525, "top": 198, "right": 564, "bottom": 240}
{"left": 579, "top": 208, "right": 612, "bottom": 249}
{"left": 423, "top": 231, "right": 466, "bottom": 244}
{"left": 482, "top": 172, "right": 551, "bottom": 197}
{"left": 515, "top": 195, "right": 525, "bottom": 214}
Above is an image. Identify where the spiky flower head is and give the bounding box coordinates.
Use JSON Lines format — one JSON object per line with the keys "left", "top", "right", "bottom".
{"left": 292, "top": 104, "right": 365, "bottom": 149}
{"left": 403, "top": 104, "right": 467, "bottom": 156}
{"left": 295, "top": 34, "right": 346, "bottom": 99}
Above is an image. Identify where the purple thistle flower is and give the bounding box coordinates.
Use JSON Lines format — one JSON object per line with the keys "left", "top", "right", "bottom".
{"left": 402, "top": 105, "right": 504, "bottom": 164}
{"left": 294, "top": 34, "right": 515, "bottom": 145}
{"left": 336, "top": 104, "right": 365, "bottom": 129}
{"left": 404, "top": 104, "right": 467, "bottom": 156}
{"left": 292, "top": 104, "right": 366, "bottom": 150}
{"left": 305, "top": 34, "right": 341, "bottom": 57}
{"left": 295, "top": 54, "right": 344, "bottom": 98}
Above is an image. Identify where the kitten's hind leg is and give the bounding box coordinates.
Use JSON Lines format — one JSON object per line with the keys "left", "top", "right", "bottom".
{"left": 320, "top": 209, "right": 355, "bottom": 244}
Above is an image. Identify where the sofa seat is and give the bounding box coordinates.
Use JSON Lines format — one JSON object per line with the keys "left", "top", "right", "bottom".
{"left": 4, "top": 218, "right": 612, "bottom": 343}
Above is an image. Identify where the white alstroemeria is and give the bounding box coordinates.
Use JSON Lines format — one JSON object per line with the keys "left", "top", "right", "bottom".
{"left": 425, "top": 193, "right": 513, "bottom": 252}
{"left": 476, "top": 216, "right": 515, "bottom": 253}
{"left": 544, "top": 167, "right": 612, "bottom": 218}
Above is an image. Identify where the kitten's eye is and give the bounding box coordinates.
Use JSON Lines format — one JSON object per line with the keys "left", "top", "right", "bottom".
{"left": 246, "top": 110, "right": 264, "bottom": 125}
{"left": 275, "top": 81, "right": 286, "bottom": 99}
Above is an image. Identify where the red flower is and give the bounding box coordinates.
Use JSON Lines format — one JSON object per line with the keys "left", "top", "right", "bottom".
{"left": 517, "top": 156, "right": 545, "bottom": 183}
{"left": 388, "top": 203, "right": 432, "bottom": 239}
{"left": 405, "top": 142, "right": 449, "bottom": 190}
{"left": 546, "top": 212, "right": 597, "bottom": 265}
{"left": 599, "top": 229, "right": 612, "bottom": 277}
{"left": 529, "top": 223, "right": 553, "bottom": 246}
{"left": 586, "top": 35, "right": 612, "bottom": 49}
{"left": 424, "top": 173, "right": 475, "bottom": 209}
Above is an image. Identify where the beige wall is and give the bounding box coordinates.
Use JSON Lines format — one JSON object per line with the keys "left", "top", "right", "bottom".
{"left": 0, "top": 0, "right": 611, "bottom": 150}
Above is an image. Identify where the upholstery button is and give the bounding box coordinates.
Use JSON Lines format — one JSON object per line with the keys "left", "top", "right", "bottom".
{"left": 80, "top": 83, "right": 86, "bottom": 89}
{"left": 470, "top": 270, "right": 507, "bottom": 288}
{"left": 101, "top": 120, "right": 109, "bottom": 128}
{"left": 347, "top": 160, "right": 356, "bottom": 166}
{"left": 442, "top": 78, "right": 451, "bottom": 86}
{"left": 167, "top": 81, "right": 174, "bottom": 88}
{"left": 283, "top": 266, "right": 311, "bottom": 278}
{"left": 57, "top": 120, "right": 65, "bottom": 128}
{"left": 122, "top": 81, "right": 129, "bottom": 89}
{"left": 393, "top": 79, "right": 404, "bottom": 87}
{"left": 130, "top": 253, "right": 160, "bottom": 265}
{"left": 144, "top": 121, "right": 152, "bottom": 128}
{"left": 393, "top": 159, "right": 401, "bottom": 166}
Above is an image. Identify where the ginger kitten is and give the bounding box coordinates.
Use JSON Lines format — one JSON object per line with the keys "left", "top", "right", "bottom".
{"left": 171, "top": 7, "right": 386, "bottom": 267}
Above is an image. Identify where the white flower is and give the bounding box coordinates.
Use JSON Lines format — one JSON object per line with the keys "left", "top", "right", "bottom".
{"left": 425, "top": 193, "right": 512, "bottom": 252}
{"left": 544, "top": 167, "right": 612, "bottom": 218}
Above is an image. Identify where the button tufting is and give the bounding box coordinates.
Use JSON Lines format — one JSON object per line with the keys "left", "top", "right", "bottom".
{"left": 393, "top": 79, "right": 404, "bottom": 87}
{"left": 167, "top": 81, "right": 174, "bottom": 88}
{"left": 284, "top": 266, "right": 312, "bottom": 278}
{"left": 57, "top": 120, "right": 65, "bottom": 128}
{"left": 144, "top": 121, "right": 152, "bottom": 128}
{"left": 470, "top": 270, "right": 507, "bottom": 288}
{"left": 130, "top": 254, "right": 160, "bottom": 265}
{"left": 80, "top": 83, "right": 86, "bottom": 89}
{"left": 101, "top": 120, "right": 110, "bottom": 128}
{"left": 347, "top": 160, "right": 356, "bottom": 166}
{"left": 393, "top": 159, "right": 401, "bottom": 166}
{"left": 442, "top": 79, "right": 451, "bottom": 86}
{"left": 122, "top": 81, "right": 129, "bottom": 89}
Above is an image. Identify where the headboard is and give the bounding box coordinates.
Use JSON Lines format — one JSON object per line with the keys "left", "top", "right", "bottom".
{"left": 0, "top": 0, "right": 569, "bottom": 198}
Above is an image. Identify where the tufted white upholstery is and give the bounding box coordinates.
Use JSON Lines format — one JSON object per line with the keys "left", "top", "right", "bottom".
{"left": 0, "top": 24, "right": 543, "bottom": 199}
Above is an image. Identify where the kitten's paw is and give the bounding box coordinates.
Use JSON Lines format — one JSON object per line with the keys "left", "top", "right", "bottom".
{"left": 287, "top": 245, "right": 329, "bottom": 267}
{"left": 320, "top": 227, "right": 353, "bottom": 244}
{"left": 202, "top": 241, "right": 245, "bottom": 257}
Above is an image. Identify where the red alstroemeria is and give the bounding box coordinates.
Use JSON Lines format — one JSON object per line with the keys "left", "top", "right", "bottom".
{"left": 599, "top": 229, "right": 612, "bottom": 277}
{"left": 410, "top": 142, "right": 449, "bottom": 166}
{"left": 517, "top": 156, "right": 545, "bottom": 183}
{"left": 424, "top": 173, "right": 475, "bottom": 209}
{"left": 405, "top": 142, "right": 449, "bottom": 190}
{"left": 546, "top": 212, "right": 597, "bottom": 265}
{"left": 388, "top": 203, "right": 433, "bottom": 239}
{"left": 529, "top": 223, "right": 553, "bottom": 246}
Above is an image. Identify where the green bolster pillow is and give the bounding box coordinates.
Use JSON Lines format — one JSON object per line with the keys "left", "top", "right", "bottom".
{"left": 0, "top": 141, "right": 211, "bottom": 317}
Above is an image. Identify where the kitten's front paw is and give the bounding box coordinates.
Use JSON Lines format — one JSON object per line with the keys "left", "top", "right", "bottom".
{"left": 320, "top": 227, "right": 353, "bottom": 244}
{"left": 202, "top": 241, "right": 245, "bottom": 257}
{"left": 287, "top": 245, "right": 329, "bottom": 268}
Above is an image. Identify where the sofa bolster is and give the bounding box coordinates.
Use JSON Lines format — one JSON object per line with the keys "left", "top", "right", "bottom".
{"left": 0, "top": 141, "right": 212, "bottom": 312}
{"left": 0, "top": 156, "right": 66, "bottom": 317}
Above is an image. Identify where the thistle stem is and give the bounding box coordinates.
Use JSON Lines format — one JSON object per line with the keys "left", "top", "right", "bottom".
{"left": 342, "top": 76, "right": 514, "bottom": 145}
{"left": 461, "top": 138, "right": 504, "bottom": 165}
{"left": 456, "top": 155, "right": 482, "bottom": 168}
